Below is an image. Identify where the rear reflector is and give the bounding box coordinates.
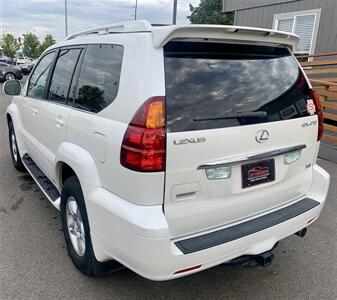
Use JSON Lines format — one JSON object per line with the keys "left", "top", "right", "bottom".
{"left": 120, "top": 97, "right": 166, "bottom": 172}
{"left": 173, "top": 265, "right": 202, "bottom": 275}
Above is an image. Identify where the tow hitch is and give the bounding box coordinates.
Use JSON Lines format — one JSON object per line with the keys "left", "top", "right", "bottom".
{"left": 224, "top": 243, "right": 278, "bottom": 268}
{"left": 254, "top": 251, "right": 274, "bottom": 267}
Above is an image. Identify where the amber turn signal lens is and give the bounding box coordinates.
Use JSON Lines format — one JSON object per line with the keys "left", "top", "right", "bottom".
{"left": 145, "top": 99, "right": 165, "bottom": 129}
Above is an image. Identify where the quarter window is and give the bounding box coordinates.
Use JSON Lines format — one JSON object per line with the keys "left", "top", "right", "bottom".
{"left": 27, "top": 52, "right": 55, "bottom": 99}
{"left": 73, "top": 44, "right": 123, "bottom": 113}
{"left": 48, "top": 48, "right": 82, "bottom": 103}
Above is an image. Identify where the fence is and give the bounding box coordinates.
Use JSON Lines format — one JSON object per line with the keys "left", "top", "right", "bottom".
{"left": 298, "top": 52, "right": 337, "bottom": 145}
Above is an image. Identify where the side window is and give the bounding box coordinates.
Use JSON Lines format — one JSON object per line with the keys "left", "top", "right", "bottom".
{"left": 48, "top": 48, "right": 82, "bottom": 103}
{"left": 27, "top": 52, "right": 55, "bottom": 99}
{"left": 73, "top": 44, "right": 123, "bottom": 113}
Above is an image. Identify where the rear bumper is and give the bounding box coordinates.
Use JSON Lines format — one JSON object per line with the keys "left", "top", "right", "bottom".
{"left": 84, "top": 164, "right": 330, "bottom": 281}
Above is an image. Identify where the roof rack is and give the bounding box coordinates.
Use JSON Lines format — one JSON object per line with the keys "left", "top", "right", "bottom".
{"left": 65, "top": 20, "right": 153, "bottom": 40}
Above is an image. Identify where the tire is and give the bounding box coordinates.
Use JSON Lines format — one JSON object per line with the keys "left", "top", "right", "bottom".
{"left": 5, "top": 72, "right": 15, "bottom": 81}
{"left": 60, "top": 176, "right": 123, "bottom": 276}
{"left": 8, "top": 121, "right": 25, "bottom": 171}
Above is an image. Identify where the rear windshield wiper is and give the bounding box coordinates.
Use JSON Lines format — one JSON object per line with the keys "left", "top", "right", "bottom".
{"left": 193, "top": 111, "right": 267, "bottom": 122}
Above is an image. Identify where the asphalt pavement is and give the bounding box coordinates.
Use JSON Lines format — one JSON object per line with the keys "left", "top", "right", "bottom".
{"left": 0, "top": 79, "right": 336, "bottom": 299}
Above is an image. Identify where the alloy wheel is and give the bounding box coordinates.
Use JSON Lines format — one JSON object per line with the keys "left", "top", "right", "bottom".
{"left": 66, "top": 196, "right": 86, "bottom": 256}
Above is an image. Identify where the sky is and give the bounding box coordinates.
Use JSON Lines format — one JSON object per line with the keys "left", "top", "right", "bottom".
{"left": 0, "top": 0, "right": 201, "bottom": 41}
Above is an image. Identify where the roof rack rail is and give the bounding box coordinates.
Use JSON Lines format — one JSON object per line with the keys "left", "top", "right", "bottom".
{"left": 65, "top": 20, "right": 153, "bottom": 40}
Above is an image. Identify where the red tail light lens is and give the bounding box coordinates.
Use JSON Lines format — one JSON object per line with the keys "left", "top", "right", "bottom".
{"left": 310, "top": 89, "right": 323, "bottom": 141}
{"left": 120, "top": 97, "right": 166, "bottom": 172}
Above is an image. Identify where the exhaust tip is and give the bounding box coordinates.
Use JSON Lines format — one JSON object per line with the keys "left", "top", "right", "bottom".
{"left": 295, "top": 227, "right": 307, "bottom": 238}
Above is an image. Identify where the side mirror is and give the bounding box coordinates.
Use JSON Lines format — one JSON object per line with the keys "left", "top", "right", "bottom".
{"left": 3, "top": 79, "right": 21, "bottom": 96}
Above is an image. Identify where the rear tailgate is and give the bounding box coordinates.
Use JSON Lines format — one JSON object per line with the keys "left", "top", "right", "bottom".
{"left": 163, "top": 42, "right": 319, "bottom": 238}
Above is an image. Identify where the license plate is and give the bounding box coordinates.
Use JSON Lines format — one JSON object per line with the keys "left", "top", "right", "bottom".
{"left": 241, "top": 159, "right": 275, "bottom": 189}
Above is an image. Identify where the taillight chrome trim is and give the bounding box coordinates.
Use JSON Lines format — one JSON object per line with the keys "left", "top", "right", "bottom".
{"left": 197, "top": 144, "right": 307, "bottom": 170}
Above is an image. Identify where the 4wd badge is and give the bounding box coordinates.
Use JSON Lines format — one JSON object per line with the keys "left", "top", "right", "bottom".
{"left": 306, "top": 99, "right": 316, "bottom": 115}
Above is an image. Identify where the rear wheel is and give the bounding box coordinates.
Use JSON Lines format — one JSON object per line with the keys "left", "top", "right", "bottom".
{"left": 61, "top": 176, "right": 123, "bottom": 276}
{"left": 8, "top": 121, "right": 25, "bottom": 171}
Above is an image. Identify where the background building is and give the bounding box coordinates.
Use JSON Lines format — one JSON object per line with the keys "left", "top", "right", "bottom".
{"left": 222, "top": 0, "right": 337, "bottom": 56}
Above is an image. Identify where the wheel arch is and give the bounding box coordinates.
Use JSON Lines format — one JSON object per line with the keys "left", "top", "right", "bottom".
{"left": 57, "top": 162, "right": 77, "bottom": 190}
{"left": 55, "top": 142, "right": 101, "bottom": 191}
{"left": 5, "top": 71, "right": 15, "bottom": 79}
{"left": 6, "top": 104, "right": 26, "bottom": 156}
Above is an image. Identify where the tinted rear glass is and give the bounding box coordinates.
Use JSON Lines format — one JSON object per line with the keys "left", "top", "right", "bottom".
{"left": 73, "top": 44, "right": 123, "bottom": 113}
{"left": 48, "top": 48, "right": 82, "bottom": 103}
{"left": 164, "top": 42, "right": 311, "bottom": 132}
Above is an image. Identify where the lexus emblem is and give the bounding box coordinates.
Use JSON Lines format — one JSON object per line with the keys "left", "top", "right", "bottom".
{"left": 255, "top": 129, "right": 269, "bottom": 143}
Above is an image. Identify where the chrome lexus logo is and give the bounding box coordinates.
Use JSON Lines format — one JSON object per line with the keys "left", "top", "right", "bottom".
{"left": 255, "top": 129, "right": 269, "bottom": 143}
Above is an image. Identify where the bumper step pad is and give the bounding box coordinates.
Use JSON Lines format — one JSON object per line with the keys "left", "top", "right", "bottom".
{"left": 175, "top": 198, "right": 319, "bottom": 254}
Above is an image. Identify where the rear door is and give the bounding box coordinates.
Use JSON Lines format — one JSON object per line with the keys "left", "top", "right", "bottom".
{"left": 35, "top": 47, "right": 83, "bottom": 180}
{"left": 163, "top": 42, "right": 319, "bottom": 237}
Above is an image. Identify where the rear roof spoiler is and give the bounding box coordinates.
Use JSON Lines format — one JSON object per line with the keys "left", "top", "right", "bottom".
{"left": 151, "top": 25, "right": 299, "bottom": 50}
{"left": 64, "top": 20, "right": 299, "bottom": 50}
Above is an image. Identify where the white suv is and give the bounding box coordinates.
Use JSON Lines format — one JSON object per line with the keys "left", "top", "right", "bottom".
{"left": 3, "top": 20, "right": 330, "bottom": 280}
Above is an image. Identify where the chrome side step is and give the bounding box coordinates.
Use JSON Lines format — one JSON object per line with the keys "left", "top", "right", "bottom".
{"left": 22, "top": 154, "right": 60, "bottom": 210}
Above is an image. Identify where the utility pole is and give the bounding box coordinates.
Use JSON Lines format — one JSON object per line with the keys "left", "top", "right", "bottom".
{"left": 134, "top": 0, "right": 138, "bottom": 20}
{"left": 65, "top": 0, "right": 68, "bottom": 37}
{"left": 172, "top": 0, "right": 177, "bottom": 24}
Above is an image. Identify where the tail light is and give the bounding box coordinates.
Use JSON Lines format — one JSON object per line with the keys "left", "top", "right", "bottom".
{"left": 310, "top": 89, "right": 323, "bottom": 141}
{"left": 120, "top": 96, "right": 166, "bottom": 172}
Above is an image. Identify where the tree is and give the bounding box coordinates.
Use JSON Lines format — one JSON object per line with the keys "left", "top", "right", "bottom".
{"left": 0, "top": 33, "right": 19, "bottom": 59}
{"left": 38, "top": 34, "right": 56, "bottom": 56}
{"left": 188, "top": 0, "right": 234, "bottom": 25}
{"left": 23, "top": 32, "right": 40, "bottom": 58}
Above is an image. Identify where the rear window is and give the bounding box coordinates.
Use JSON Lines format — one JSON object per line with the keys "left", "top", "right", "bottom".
{"left": 164, "top": 42, "right": 311, "bottom": 132}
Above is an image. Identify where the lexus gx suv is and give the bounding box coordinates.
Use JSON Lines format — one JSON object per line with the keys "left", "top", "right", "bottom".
{"left": 4, "top": 20, "right": 330, "bottom": 281}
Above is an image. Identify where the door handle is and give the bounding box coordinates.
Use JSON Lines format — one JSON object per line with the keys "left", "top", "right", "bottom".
{"left": 32, "top": 108, "right": 38, "bottom": 116}
{"left": 55, "top": 117, "right": 64, "bottom": 128}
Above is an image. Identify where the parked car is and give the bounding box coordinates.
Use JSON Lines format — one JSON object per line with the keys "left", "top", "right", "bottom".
{"left": 15, "top": 51, "right": 31, "bottom": 65}
{"left": 0, "top": 62, "right": 23, "bottom": 81}
{"left": 16, "top": 57, "right": 31, "bottom": 65}
{"left": 3, "top": 20, "right": 330, "bottom": 281}
{"left": 0, "top": 56, "right": 15, "bottom": 65}
{"left": 19, "top": 59, "right": 37, "bottom": 75}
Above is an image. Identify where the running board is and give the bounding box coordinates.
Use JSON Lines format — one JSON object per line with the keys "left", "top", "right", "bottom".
{"left": 22, "top": 154, "right": 60, "bottom": 210}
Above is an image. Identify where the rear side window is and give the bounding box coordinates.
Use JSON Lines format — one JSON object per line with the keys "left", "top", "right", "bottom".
{"left": 73, "top": 44, "right": 123, "bottom": 113}
{"left": 27, "top": 52, "right": 55, "bottom": 99}
{"left": 164, "top": 42, "right": 311, "bottom": 132}
{"left": 48, "top": 48, "right": 82, "bottom": 103}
